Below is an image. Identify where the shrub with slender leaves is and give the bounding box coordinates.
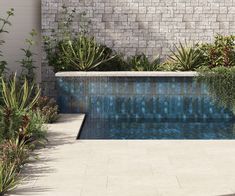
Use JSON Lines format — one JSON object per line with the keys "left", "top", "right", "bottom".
{"left": 1, "top": 74, "right": 40, "bottom": 112}
{"left": 43, "top": 5, "right": 91, "bottom": 72}
{"left": 61, "top": 36, "right": 116, "bottom": 71}
{"left": 0, "top": 75, "right": 41, "bottom": 140}
{"left": 169, "top": 42, "right": 202, "bottom": 71}
{"left": 0, "top": 137, "right": 30, "bottom": 171}
{"left": 0, "top": 162, "right": 19, "bottom": 196}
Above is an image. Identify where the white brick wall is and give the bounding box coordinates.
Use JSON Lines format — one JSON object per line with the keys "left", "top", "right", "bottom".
{"left": 42, "top": 0, "right": 235, "bottom": 97}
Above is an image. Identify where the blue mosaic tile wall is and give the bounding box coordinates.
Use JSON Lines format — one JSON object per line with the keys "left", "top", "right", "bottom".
{"left": 57, "top": 76, "right": 234, "bottom": 120}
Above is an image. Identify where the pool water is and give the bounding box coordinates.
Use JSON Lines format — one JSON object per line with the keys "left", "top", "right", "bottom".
{"left": 78, "top": 118, "right": 235, "bottom": 140}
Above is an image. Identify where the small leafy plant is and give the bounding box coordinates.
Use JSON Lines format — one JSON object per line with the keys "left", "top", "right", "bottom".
{"left": 25, "top": 110, "right": 47, "bottom": 146}
{"left": 169, "top": 42, "right": 202, "bottom": 71}
{"left": 34, "top": 96, "right": 59, "bottom": 123}
{"left": 19, "top": 29, "right": 38, "bottom": 85}
{"left": 0, "top": 8, "right": 14, "bottom": 75}
{"left": 129, "top": 53, "right": 161, "bottom": 71}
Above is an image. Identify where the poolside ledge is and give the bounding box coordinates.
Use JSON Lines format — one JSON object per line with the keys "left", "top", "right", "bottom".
{"left": 55, "top": 71, "right": 198, "bottom": 77}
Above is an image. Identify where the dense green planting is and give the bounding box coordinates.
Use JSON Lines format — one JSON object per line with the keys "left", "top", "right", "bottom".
{"left": 0, "top": 76, "right": 48, "bottom": 195}
{"left": 197, "top": 66, "right": 235, "bottom": 115}
{"left": 199, "top": 34, "right": 235, "bottom": 68}
{"left": 0, "top": 9, "right": 59, "bottom": 196}
{"left": 196, "top": 35, "right": 235, "bottom": 115}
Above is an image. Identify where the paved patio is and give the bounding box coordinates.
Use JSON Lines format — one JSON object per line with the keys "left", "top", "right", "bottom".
{"left": 10, "top": 114, "right": 235, "bottom": 196}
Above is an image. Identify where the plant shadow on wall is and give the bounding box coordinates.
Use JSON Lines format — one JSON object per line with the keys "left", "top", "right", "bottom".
{"left": 43, "top": 4, "right": 207, "bottom": 72}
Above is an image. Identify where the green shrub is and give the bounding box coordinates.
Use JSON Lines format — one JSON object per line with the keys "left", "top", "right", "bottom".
{"left": 25, "top": 110, "right": 47, "bottom": 146}
{"left": 0, "top": 75, "right": 41, "bottom": 140}
{"left": 44, "top": 38, "right": 73, "bottom": 72}
{"left": 1, "top": 74, "right": 40, "bottom": 112}
{"left": 43, "top": 5, "right": 92, "bottom": 72}
{"left": 61, "top": 36, "right": 116, "bottom": 71}
{"left": 34, "top": 96, "right": 59, "bottom": 123}
{"left": 158, "top": 61, "right": 179, "bottom": 71}
{"left": 0, "top": 108, "right": 24, "bottom": 141}
{"left": 96, "top": 46, "right": 130, "bottom": 71}
{"left": 197, "top": 66, "right": 235, "bottom": 114}
{"left": 169, "top": 42, "right": 202, "bottom": 71}
{"left": 199, "top": 34, "right": 235, "bottom": 68}
{"left": 0, "top": 162, "right": 19, "bottom": 196}
{"left": 0, "top": 138, "right": 30, "bottom": 171}
{"left": 128, "top": 53, "right": 161, "bottom": 71}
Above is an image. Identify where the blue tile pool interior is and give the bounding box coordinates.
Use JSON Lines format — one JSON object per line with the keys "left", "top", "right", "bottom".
{"left": 56, "top": 76, "right": 235, "bottom": 139}
{"left": 79, "top": 118, "right": 235, "bottom": 140}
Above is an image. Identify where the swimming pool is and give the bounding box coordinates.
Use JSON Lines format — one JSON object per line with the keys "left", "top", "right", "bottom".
{"left": 78, "top": 118, "right": 235, "bottom": 139}
{"left": 56, "top": 72, "right": 235, "bottom": 139}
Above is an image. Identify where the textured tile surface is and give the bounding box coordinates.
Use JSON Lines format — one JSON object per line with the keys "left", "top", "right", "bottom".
{"left": 57, "top": 76, "right": 234, "bottom": 119}
{"left": 9, "top": 114, "right": 235, "bottom": 196}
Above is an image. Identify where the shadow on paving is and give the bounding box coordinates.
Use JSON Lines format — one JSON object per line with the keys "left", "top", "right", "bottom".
{"left": 9, "top": 116, "right": 79, "bottom": 195}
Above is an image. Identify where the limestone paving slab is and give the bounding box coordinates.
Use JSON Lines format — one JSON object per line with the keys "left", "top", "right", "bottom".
{"left": 9, "top": 114, "right": 235, "bottom": 196}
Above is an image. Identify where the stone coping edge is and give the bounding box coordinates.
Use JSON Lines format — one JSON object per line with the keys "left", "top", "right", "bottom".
{"left": 55, "top": 71, "right": 198, "bottom": 77}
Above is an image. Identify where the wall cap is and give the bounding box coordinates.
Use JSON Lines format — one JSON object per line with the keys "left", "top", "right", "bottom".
{"left": 55, "top": 71, "right": 198, "bottom": 77}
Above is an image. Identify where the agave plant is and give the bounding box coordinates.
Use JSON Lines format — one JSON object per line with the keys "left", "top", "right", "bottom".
{"left": 0, "top": 162, "right": 19, "bottom": 196}
{"left": 61, "top": 35, "right": 116, "bottom": 71}
{"left": 169, "top": 42, "right": 202, "bottom": 71}
{"left": 1, "top": 74, "right": 40, "bottom": 112}
{"left": 129, "top": 53, "right": 161, "bottom": 71}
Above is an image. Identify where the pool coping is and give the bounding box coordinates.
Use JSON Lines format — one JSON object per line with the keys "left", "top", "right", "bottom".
{"left": 53, "top": 114, "right": 86, "bottom": 139}
{"left": 55, "top": 71, "right": 198, "bottom": 77}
